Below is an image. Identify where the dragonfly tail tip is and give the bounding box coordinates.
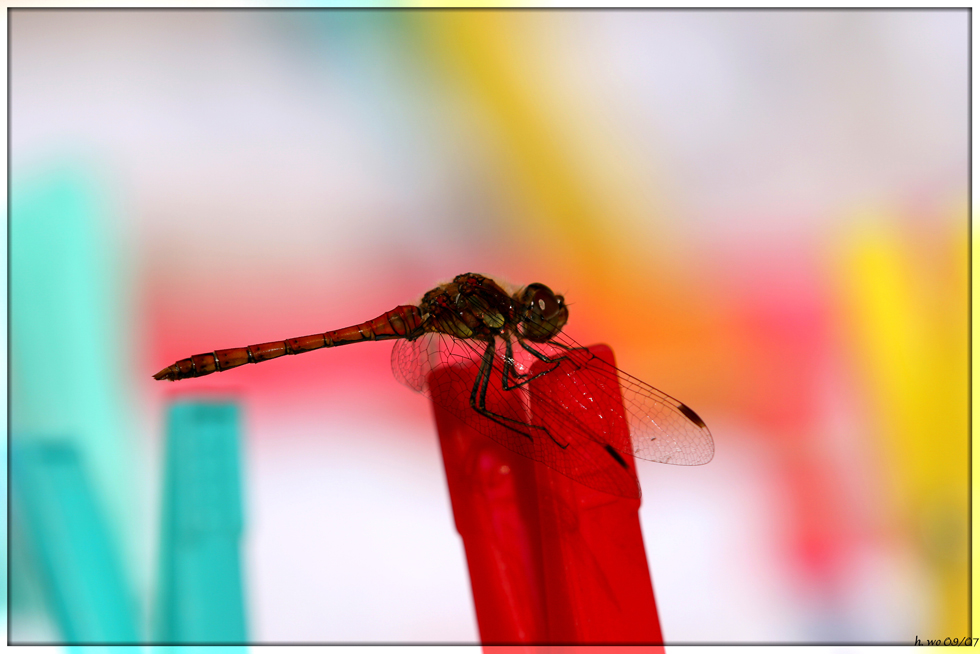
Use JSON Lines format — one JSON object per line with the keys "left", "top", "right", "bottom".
{"left": 153, "top": 367, "right": 175, "bottom": 381}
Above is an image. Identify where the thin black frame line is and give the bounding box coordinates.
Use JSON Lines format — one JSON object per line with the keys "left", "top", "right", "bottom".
{"left": 4, "top": 5, "right": 972, "bottom": 647}
{"left": 2, "top": 6, "right": 975, "bottom": 11}
{"left": 7, "top": 2, "right": 12, "bottom": 642}
{"left": 0, "top": 645, "right": 933, "bottom": 648}
{"left": 968, "top": 6, "right": 974, "bottom": 639}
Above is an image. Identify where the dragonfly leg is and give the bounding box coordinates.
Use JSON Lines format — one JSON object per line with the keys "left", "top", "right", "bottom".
{"left": 519, "top": 339, "right": 579, "bottom": 370}
{"left": 468, "top": 339, "right": 566, "bottom": 448}
{"left": 467, "top": 338, "right": 495, "bottom": 408}
{"left": 495, "top": 340, "right": 571, "bottom": 449}
{"left": 502, "top": 338, "right": 530, "bottom": 381}
{"left": 501, "top": 338, "right": 561, "bottom": 391}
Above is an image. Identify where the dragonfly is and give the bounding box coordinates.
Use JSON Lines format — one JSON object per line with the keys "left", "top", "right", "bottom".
{"left": 154, "top": 272, "right": 713, "bottom": 498}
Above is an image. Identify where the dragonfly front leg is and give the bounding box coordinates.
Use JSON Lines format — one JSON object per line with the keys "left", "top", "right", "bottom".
{"left": 468, "top": 338, "right": 561, "bottom": 446}
{"left": 519, "top": 339, "right": 578, "bottom": 370}
{"left": 501, "top": 338, "right": 561, "bottom": 391}
{"left": 496, "top": 339, "right": 571, "bottom": 449}
{"left": 503, "top": 337, "right": 530, "bottom": 381}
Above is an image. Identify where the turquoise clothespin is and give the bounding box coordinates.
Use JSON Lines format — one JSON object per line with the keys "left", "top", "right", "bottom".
{"left": 10, "top": 167, "right": 139, "bottom": 643}
{"left": 156, "top": 400, "right": 247, "bottom": 646}
{"left": 10, "top": 439, "right": 139, "bottom": 644}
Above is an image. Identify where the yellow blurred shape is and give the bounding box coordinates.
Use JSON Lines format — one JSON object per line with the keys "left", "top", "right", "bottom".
{"left": 414, "top": 11, "right": 709, "bottom": 384}
{"left": 839, "top": 210, "right": 968, "bottom": 635}
{"left": 416, "top": 12, "right": 666, "bottom": 292}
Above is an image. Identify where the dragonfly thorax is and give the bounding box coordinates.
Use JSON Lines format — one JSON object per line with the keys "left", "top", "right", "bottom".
{"left": 418, "top": 273, "right": 568, "bottom": 344}
{"left": 420, "top": 273, "right": 521, "bottom": 340}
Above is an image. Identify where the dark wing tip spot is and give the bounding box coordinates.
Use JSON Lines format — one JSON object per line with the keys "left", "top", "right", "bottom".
{"left": 677, "top": 403, "right": 707, "bottom": 429}
{"left": 603, "top": 444, "right": 629, "bottom": 470}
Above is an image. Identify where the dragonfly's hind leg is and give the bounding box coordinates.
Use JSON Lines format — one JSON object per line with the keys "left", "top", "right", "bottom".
{"left": 468, "top": 339, "right": 567, "bottom": 449}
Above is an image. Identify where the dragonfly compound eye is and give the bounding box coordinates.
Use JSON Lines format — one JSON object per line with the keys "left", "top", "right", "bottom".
{"left": 519, "top": 283, "right": 569, "bottom": 342}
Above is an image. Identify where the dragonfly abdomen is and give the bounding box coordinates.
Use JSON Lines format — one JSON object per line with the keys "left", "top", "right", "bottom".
{"left": 153, "top": 305, "right": 423, "bottom": 381}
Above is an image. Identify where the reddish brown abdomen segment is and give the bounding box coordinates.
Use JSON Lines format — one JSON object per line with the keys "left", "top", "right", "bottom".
{"left": 153, "top": 305, "right": 423, "bottom": 382}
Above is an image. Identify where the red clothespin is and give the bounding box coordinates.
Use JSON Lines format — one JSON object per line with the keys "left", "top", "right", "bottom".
{"left": 431, "top": 344, "right": 664, "bottom": 650}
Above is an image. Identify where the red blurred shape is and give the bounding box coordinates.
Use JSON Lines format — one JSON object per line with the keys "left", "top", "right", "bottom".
{"left": 430, "top": 344, "right": 663, "bottom": 648}
{"left": 431, "top": 363, "right": 548, "bottom": 642}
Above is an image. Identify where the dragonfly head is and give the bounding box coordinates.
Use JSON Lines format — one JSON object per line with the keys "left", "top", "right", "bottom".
{"left": 518, "top": 283, "right": 568, "bottom": 342}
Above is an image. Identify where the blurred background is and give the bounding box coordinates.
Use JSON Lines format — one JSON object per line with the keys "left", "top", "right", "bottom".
{"left": 8, "top": 9, "right": 968, "bottom": 644}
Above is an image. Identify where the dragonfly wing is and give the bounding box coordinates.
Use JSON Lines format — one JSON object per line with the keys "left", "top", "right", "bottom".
{"left": 391, "top": 334, "right": 640, "bottom": 498}
{"left": 391, "top": 332, "right": 451, "bottom": 395}
{"left": 546, "top": 334, "right": 715, "bottom": 466}
{"left": 618, "top": 367, "right": 714, "bottom": 465}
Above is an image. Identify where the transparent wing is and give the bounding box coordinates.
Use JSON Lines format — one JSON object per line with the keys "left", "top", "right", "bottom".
{"left": 544, "top": 332, "right": 715, "bottom": 466}
{"left": 391, "top": 333, "right": 641, "bottom": 498}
